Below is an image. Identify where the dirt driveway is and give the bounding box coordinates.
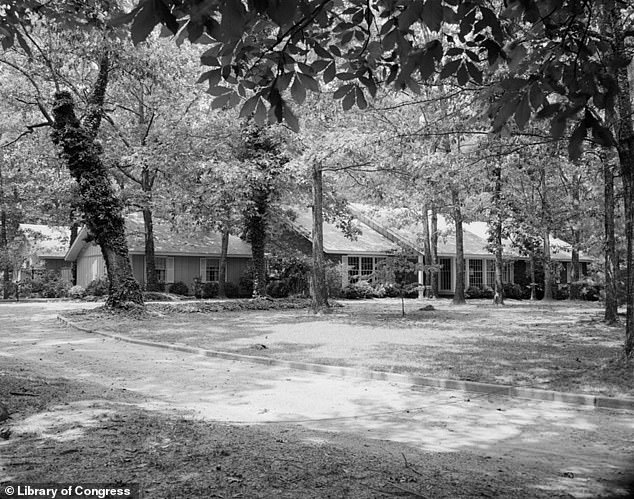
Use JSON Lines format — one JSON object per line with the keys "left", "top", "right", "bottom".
{"left": 1, "top": 301, "right": 634, "bottom": 498}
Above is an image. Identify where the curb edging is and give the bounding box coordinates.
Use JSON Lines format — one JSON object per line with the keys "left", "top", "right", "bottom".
{"left": 57, "top": 315, "right": 634, "bottom": 412}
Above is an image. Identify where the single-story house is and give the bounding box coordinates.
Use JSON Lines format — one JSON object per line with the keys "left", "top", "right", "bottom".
{"left": 65, "top": 214, "right": 252, "bottom": 291}
{"left": 271, "top": 208, "right": 403, "bottom": 287}
{"left": 18, "top": 224, "right": 73, "bottom": 282}
{"left": 278, "top": 205, "right": 593, "bottom": 296}
{"left": 349, "top": 205, "right": 593, "bottom": 295}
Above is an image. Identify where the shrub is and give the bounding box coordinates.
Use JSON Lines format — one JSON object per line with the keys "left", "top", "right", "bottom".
{"left": 68, "top": 285, "right": 86, "bottom": 299}
{"left": 238, "top": 266, "right": 255, "bottom": 297}
{"left": 202, "top": 281, "right": 218, "bottom": 299}
{"left": 169, "top": 281, "right": 189, "bottom": 296}
{"left": 381, "top": 283, "right": 402, "bottom": 298}
{"left": 86, "top": 277, "right": 109, "bottom": 297}
{"left": 266, "top": 280, "right": 290, "bottom": 298}
{"left": 26, "top": 271, "right": 71, "bottom": 298}
{"left": 503, "top": 282, "right": 524, "bottom": 300}
{"left": 341, "top": 280, "right": 376, "bottom": 299}
{"left": 325, "top": 262, "right": 343, "bottom": 298}
{"left": 223, "top": 282, "right": 240, "bottom": 298}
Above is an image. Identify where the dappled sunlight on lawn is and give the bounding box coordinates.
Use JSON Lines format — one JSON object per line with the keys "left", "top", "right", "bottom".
{"left": 65, "top": 298, "right": 634, "bottom": 397}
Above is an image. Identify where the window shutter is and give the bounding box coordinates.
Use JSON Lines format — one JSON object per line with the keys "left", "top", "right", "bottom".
{"left": 200, "top": 258, "right": 207, "bottom": 282}
{"left": 166, "top": 257, "right": 175, "bottom": 283}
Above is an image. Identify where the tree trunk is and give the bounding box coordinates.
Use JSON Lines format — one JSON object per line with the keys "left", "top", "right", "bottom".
{"left": 492, "top": 166, "right": 504, "bottom": 305}
{"left": 1, "top": 208, "right": 9, "bottom": 300}
{"left": 248, "top": 189, "right": 268, "bottom": 298}
{"left": 69, "top": 220, "right": 79, "bottom": 286}
{"left": 50, "top": 54, "right": 142, "bottom": 309}
{"left": 142, "top": 206, "right": 160, "bottom": 292}
{"left": 430, "top": 206, "right": 439, "bottom": 298}
{"left": 541, "top": 168, "right": 554, "bottom": 301}
{"left": 608, "top": 1, "right": 634, "bottom": 356}
{"left": 569, "top": 174, "right": 581, "bottom": 300}
{"left": 452, "top": 189, "right": 466, "bottom": 304}
{"left": 529, "top": 251, "right": 537, "bottom": 301}
{"left": 311, "top": 163, "right": 330, "bottom": 311}
{"left": 218, "top": 224, "right": 229, "bottom": 299}
{"left": 604, "top": 156, "right": 619, "bottom": 323}
{"left": 420, "top": 205, "right": 432, "bottom": 297}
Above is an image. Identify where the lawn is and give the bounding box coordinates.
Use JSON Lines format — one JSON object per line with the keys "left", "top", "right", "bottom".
{"left": 64, "top": 298, "right": 634, "bottom": 398}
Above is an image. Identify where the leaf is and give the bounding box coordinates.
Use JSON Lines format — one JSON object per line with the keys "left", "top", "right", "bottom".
{"left": 492, "top": 96, "right": 517, "bottom": 132}
{"left": 551, "top": 115, "right": 567, "bottom": 139}
{"left": 313, "top": 43, "right": 333, "bottom": 59}
{"left": 399, "top": 0, "right": 424, "bottom": 32}
{"left": 529, "top": 84, "right": 544, "bottom": 110}
{"left": 333, "top": 84, "right": 353, "bottom": 99}
{"left": 240, "top": 95, "right": 260, "bottom": 118}
{"left": 514, "top": 93, "right": 531, "bottom": 130}
{"left": 422, "top": 0, "right": 443, "bottom": 32}
{"left": 276, "top": 71, "right": 294, "bottom": 91}
{"left": 211, "top": 92, "right": 233, "bottom": 109}
{"left": 297, "top": 73, "right": 319, "bottom": 92}
{"left": 131, "top": 0, "right": 160, "bottom": 45}
{"left": 284, "top": 103, "right": 300, "bottom": 132}
{"left": 206, "top": 85, "right": 232, "bottom": 96}
{"left": 253, "top": 98, "right": 267, "bottom": 125}
{"left": 355, "top": 87, "right": 368, "bottom": 110}
{"left": 418, "top": 50, "right": 435, "bottom": 80}
{"left": 508, "top": 43, "right": 527, "bottom": 72}
{"left": 15, "top": 32, "right": 32, "bottom": 58}
{"left": 439, "top": 59, "right": 461, "bottom": 79}
{"left": 267, "top": 0, "right": 298, "bottom": 26}
{"left": 456, "top": 63, "right": 469, "bottom": 86}
{"left": 291, "top": 75, "right": 306, "bottom": 104}
{"left": 221, "top": 0, "right": 246, "bottom": 41}
{"left": 568, "top": 123, "right": 587, "bottom": 160}
{"left": 465, "top": 61, "right": 482, "bottom": 84}
{"left": 323, "top": 62, "right": 336, "bottom": 84}
{"left": 197, "top": 69, "right": 221, "bottom": 86}
{"left": 342, "top": 89, "right": 356, "bottom": 110}
{"left": 109, "top": 5, "right": 142, "bottom": 27}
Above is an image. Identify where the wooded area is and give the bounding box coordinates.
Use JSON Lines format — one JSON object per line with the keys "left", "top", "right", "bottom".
{"left": 1, "top": 0, "right": 633, "bottom": 357}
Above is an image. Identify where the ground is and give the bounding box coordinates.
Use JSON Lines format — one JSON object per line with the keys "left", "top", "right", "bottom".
{"left": 1, "top": 300, "right": 633, "bottom": 499}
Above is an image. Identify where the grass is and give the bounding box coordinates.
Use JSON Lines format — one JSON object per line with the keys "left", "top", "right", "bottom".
{"left": 64, "top": 298, "right": 634, "bottom": 398}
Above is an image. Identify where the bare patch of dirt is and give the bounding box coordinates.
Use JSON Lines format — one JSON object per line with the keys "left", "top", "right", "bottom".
{"left": 0, "top": 357, "right": 586, "bottom": 499}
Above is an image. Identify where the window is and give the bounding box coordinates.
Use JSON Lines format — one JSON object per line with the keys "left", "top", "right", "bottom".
{"left": 155, "top": 257, "right": 166, "bottom": 282}
{"left": 503, "top": 262, "right": 513, "bottom": 283}
{"left": 469, "top": 259, "right": 483, "bottom": 287}
{"left": 206, "top": 259, "right": 219, "bottom": 282}
{"left": 347, "top": 256, "right": 360, "bottom": 283}
{"left": 485, "top": 260, "right": 495, "bottom": 287}
{"left": 361, "top": 257, "right": 374, "bottom": 279}
{"left": 440, "top": 257, "right": 452, "bottom": 291}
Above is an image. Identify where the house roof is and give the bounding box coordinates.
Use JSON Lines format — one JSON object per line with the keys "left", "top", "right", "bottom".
{"left": 19, "top": 224, "right": 71, "bottom": 260}
{"left": 65, "top": 213, "right": 252, "bottom": 261}
{"left": 285, "top": 208, "right": 401, "bottom": 255}
{"left": 349, "top": 205, "right": 593, "bottom": 262}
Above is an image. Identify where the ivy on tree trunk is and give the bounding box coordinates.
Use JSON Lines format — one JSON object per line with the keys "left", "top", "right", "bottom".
{"left": 50, "top": 54, "right": 142, "bottom": 308}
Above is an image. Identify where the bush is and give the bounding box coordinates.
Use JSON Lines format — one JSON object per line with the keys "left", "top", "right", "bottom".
{"left": 202, "top": 281, "right": 218, "bottom": 299}
{"left": 68, "top": 285, "right": 86, "bottom": 299}
{"left": 266, "top": 280, "right": 290, "bottom": 298}
{"left": 169, "top": 281, "right": 189, "bottom": 296}
{"left": 238, "top": 267, "right": 255, "bottom": 298}
{"left": 86, "top": 277, "right": 109, "bottom": 297}
{"left": 341, "top": 280, "right": 376, "bottom": 299}
{"left": 223, "top": 282, "right": 240, "bottom": 298}
{"left": 325, "top": 262, "right": 343, "bottom": 298}
{"left": 503, "top": 282, "right": 524, "bottom": 300}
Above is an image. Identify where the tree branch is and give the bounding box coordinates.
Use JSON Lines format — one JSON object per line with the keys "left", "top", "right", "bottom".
{"left": 83, "top": 51, "right": 109, "bottom": 138}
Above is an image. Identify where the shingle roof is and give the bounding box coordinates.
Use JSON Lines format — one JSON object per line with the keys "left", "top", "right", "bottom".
{"left": 286, "top": 208, "right": 401, "bottom": 255}
{"left": 124, "top": 214, "right": 251, "bottom": 257}
{"left": 349, "top": 205, "right": 593, "bottom": 262}
{"left": 65, "top": 213, "right": 252, "bottom": 261}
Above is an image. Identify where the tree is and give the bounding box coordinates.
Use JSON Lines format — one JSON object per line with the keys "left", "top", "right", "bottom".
{"left": 376, "top": 251, "right": 420, "bottom": 316}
